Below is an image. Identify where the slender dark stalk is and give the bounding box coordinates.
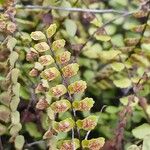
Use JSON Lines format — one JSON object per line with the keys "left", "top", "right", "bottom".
{"left": 113, "top": 96, "right": 133, "bottom": 150}
{"left": 21, "top": 86, "right": 37, "bottom": 123}
{"left": 0, "top": 137, "right": 3, "bottom": 150}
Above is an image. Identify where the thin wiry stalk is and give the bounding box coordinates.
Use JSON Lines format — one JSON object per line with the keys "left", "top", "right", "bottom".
{"left": 0, "top": 4, "right": 128, "bottom": 14}
{"left": 85, "top": 130, "right": 91, "bottom": 140}
{"left": 25, "top": 140, "right": 45, "bottom": 147}
{"left": 0, "top": 137, "right": 3, "bottom": 150}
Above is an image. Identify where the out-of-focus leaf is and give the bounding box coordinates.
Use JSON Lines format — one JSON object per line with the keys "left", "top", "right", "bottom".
{"left": 20, "top": 32, "right": 32, "bottom": 42}
{"left": 47, "top": 107, "right": 55, "bottom": 120}
{"left": 12, "top": 83, "right": 20, "bottom": 97}
{"left": 20, "top": 86, "right": 30, "bottom": 100}
{"left": 64, "top": 19, "right": 77, "bottom": 37}
{"left": 0, "top": 105, "right": 10, "bottom": 123}
{"left": 14, "top": 135, "right": 25, "bottom": 150}
{"left": 111, "top": 62, "right": 125, "bottom": 72}
{"left": 43, "top": 0, "right": 60, "bottom": 5}
{"left": 7, "top": 36, "right": 17, "bottom": 51}
{"left": 113, "top": 78, "right": 132, "bottom": 88}
{"left": 30, "top": 31, "right": 46, "bottom": 41}
{"left": 90, "top": 18, "right": 102, "bottom": 27}
{"left": 0, "top": 0, "right": 4, "bottom": 4}
{"left": 10, "top": 123, "right": 22, "bottom": 136}
{"left": 10, "top": 96, "right": 20, "bottom": 111}
{"left": 16, "top": 18, "right": 35, "bottom": 30}
{"left": 49, "top": 136, "right": 58, "bottom": 150}
{"left": 9, "top": 51, "right": 19, "bottom": 67}
{"left": 99, "top": 50, "right": 121, "bottom": 61}
{"left": 83, "top": 70, "right": 95, "bottom": 81}
{"left": 120, "top": 95, "right": 139, "bottom": 107}
{"left": 11, "top": 111, "right": 20, "bottom": 125}
{"left": 142, "top": 135, "right": 150, "bottom": 150}
{"left": 25, "top": 122, "right": 42, "bottom": 138}
{"left": 105, "top": 25, "right": 117, "bottom": 35}
{"left": 127, "top": 145, "right": 140, "bottom": 150}
{"left": 105, "top": 106, "right": 119, "bottom": 114}
{"left": 132, "top": 123, "right": 150, "bottom": 139}
{"left": 11, "top": 68, "right": 20, "bottom": 84}
{"left": 131, "top": 54, "right": 150, "bottom": 67}
{"left": 83, "top": 43, "right": 102, "bottom": 59}
{"left": 142, "top": 43, "right": 150, "bottom": 51}
{"left": 95, "top": 34, "right": 111, "bottom": 42}
{"left": 112, "top": 34, "right": 124, "bottom": 47}
{"left": 0, "top": 76, "right": 5, "bottom": 81}
{"left": 58, "top": 1, "right": 71, "bottom": 17}
{"left": 0, "top": 92, "right": 11, "bottom": 106}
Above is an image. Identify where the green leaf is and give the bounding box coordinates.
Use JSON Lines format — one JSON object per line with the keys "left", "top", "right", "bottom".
{"left": 11, "top": 68, "right": 20, "bottom": 84}
{"left": 83, "top": 43, "right": 102, "bottom": 59}
{"left": 20, "top": 32, "right": 32, "bottom": 42}
{"left": 46, "top": 23, "right": 57, "bottom": 38}
{"left": 127, "top": 145, "right": 140, "bottom": 150}
{"left": 83, "top": 70, "right": 95, "bottom": 81}
{"left": 10, "top": 96, "right": 20, "bottom": 111}
{"left": 131, "top": 54, "right": 150, "bottom": 67}
{"left": 105, "top": 106, "right": 119, "bottom": 114}
{"left": 95, "top": 34, "right": 111, "bottom": 42}
{"left": 76, "top": 115, "right": 98, "bottom": 131}
{"left": 47, "top": 107, "right": 55, "bottom": 120}
{"left": 132, "top": 123, "right": 150, "bottom": 139}
{"left": 99, "top": 50, "right": 121, "bottom": 61}
{"left": 12, "top": 83, "right": 20, "bottom": 97}
{"left": 58, "top": 139, "right": 80, "bottom": 150}
{"left": 25, "top": 122, "right": 42, "bottom": 138}
{"left": 0, "top": 105, "right": 11, "bottom": 123}
{"left": 53, "top": 118, "right": 75, "bottom": 133}
{"left": 0, "top": 92, "right": 11, "bottom": 106}
{"left": 0, "top": 76, "right": 5, "bottom": 81}
{"left": 82, "top": 137, "right": 105, "bottom": 150}
{"left": 142, "top": 135, "right": 150, "bottom": 150}
{"left": 7, "top": 36, "right": 17, "bottom": 51}
{"left": 111, "top": 62, "right": 125, "bottom": 72}
{"left": 62, "top": 63, "right": 79, "bottom": 78}
{"left": 9, "top": 51, "right": 19, "bottom": 67}
{"left": 34, "top": 62, "right": 43, "bottom": 71}
{"left": 10, "top": 123, "right": 22, "bottom": 136}
{"left": 112, "top": 34, "right": 124, "bottom": 47}
{"left": 51, "top": 99, "right": 71, "bottom": 113}
{"left": 30, "top": 31, "right": 46, "bottom": 40}
{"left": 34, "top": 42, "right": 50, "bottom": 52}
{"left": 90, "top": 18, "right": 102, "bottom": 27}
{"left": 0, "top": 0, "right": 4, "bottom": 4}
{"left": 48, "top": 136, "right": 58, "bottom": 150}
{"left": 113, "top": 78, "right": 132, "bottom": 88}
{"left": 14, "top": 135, "right": 25, "bottom": 150}
{"left": 64, "top": 19, "right": 77, "bottom": 37}
{"left": 142, "top": 43, "right": 150, "bottom": 51}
{"left": 120, "top": 95, "right": 139, "bottom": 107}
{"left": 20, "top": 86, "right": 30, "bottom": 100}
{"left": 58, "top": 1, "right": 71, "bottom": 17}
{"left": 11, "top": 111, "right": 20, "bottom": 125}
{"left": 73, "top": 97, "right": 95, "bottom": 111}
